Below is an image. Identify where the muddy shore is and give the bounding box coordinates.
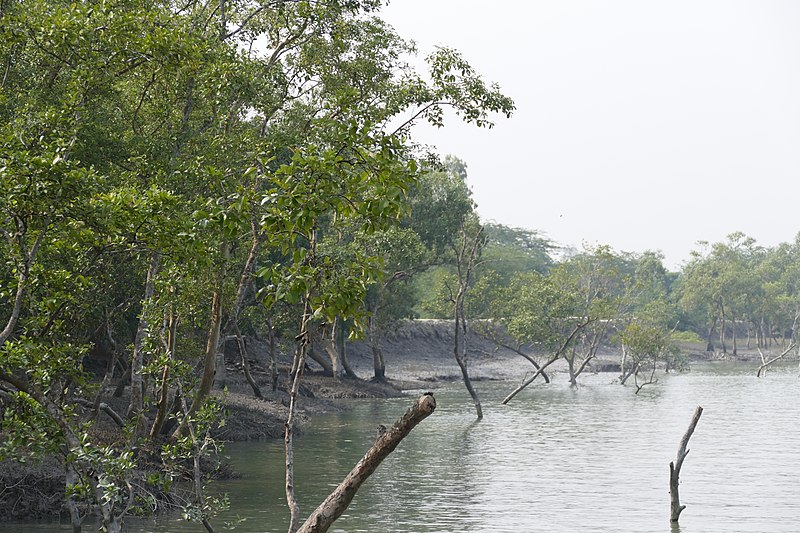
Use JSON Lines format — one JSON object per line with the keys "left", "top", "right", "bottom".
{"left": 0, "top": 319, "right": 768, "bottom": 520}
{"left": 218, "top": 319, "right": 539, "bottom": 440}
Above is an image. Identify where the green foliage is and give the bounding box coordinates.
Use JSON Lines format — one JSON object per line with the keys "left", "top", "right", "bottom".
{"left": 69, "top": 438, "right": 136, "bottom": 510}
{"left": 482, "top": 223, "right": 554, "bottom": 279}
{"left": 670, "top": 330, "right": 704, "bottom": 344}
{"left": 0, "top": 390, "right": 64, "bottom": 460}
{"left": 406, "top": 161, "right": 475, "bottom": 257}
{"left": 0, "top": 337, "right": 87, "bottom": 393}
{"left": 415, "top": 267, "right": 457, "bottom": 319}
{"left": 160, "top": 395, "right": 227, "bottom": 527}
{"left": 0, "top": 0, "right": 516, "bottom": 525}
{"left": 423, "top": 47, "right": 515, "bottom": 128}
{"left": 677, "top": 232, "right": 771, "bottom": 348}
{"left": 501, "top": 271, "right": 575, "bottom": 350}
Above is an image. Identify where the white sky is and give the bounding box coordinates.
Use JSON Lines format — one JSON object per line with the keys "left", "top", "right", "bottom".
{"left": 381, "top": 0, "right": 800, "bottom": 269}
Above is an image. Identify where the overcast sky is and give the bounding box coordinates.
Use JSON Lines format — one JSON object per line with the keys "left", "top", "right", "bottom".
{"left": 381, "top": 1, "right": 800, "bottom": 269}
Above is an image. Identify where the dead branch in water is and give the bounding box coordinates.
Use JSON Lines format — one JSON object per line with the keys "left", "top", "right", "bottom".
{"left": 296, "top": 393, "right": 437, "bottom": 533}
{"left": 757, "top": 343, "right": 796, "bottom": 377}
{"left": 669, "top": 405, "right": 703, "bottom": 523}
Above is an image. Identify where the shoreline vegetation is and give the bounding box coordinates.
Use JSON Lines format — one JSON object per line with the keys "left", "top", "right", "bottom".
{"left": 1, "top": 319, "right": 791, "bottom": 523}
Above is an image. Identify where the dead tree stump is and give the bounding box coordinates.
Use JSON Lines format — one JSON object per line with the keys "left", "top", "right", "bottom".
{"left": 669, "top": 405, "right": 703, "bottom": 523}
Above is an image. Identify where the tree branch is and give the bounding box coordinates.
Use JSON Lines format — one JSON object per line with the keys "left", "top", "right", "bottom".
{"left": 756, "top": 343, "right": 796, "bottom": 378}
{"left": 0, "top": 225, "right": 48, "bottom": 344}
{"left": 297, "top": 394, "right": 436, "bottom": 533}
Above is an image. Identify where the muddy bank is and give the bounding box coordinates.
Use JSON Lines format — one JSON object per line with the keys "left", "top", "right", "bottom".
{"left": 217, "top": 375, "right": 405, "bottom": 441}
{"left": 0, "top": 319, "right": 524, "bottom": 520}
{"left": 4, "top": 319, "right": 764, "bottom": 521}
{"left": 216, "top": 319, "right": 536, "bottom": 440}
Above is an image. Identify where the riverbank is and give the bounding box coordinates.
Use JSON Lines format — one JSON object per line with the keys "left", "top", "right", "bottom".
{"left": 218, "top": 319, "right": 537, "bottom": 441}
{"left": 218, "top": 321, "right": 781, "bottom": 441}
{"left": 1, "top": 319, "right": 787, "bottom": 521}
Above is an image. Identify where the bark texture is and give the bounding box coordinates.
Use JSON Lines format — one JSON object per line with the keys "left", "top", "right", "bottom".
{"left": 297, "top": 394, "right": 437, "bottom": 533}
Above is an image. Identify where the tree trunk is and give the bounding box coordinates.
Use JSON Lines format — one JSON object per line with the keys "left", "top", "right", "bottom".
{"left": 620, "top": 362, "right": 640, "bottom": 386}
{"left": 297, "top": 394, "right": 436, "bottom": 533}
{"left": 214, "top": 346, "right": 227, "bottom": 389}
{"left": 731, "top": 315, "right": 738, "bottom": 356}
{"left": 669, "top": 405, "right": 703, "bottom": 523}
{"left": 0, "top": 224, "right": 47, "bottom": 345}
{"left": 65, "top": 464, "right": 83, "bottom": 533}
{"left": 705, "top": 317, "right": 716, "bottom": 352}
{"left": 474, "top": 328, "right": 551, "bottom": 383}
{"left": 128, "top": 252, "right": 159, "bottom": 436}
{"left": 112, "top": 364, "right": 130, "bottom": 398}
{"left": 454, "top": 301, "right": 482, "bottom": 419}
{"left": 746, "top": 322, "right": 752, "bottom": 349}
{"left": 756, "top": 342, "right": 797, "bottom": 377}
{"left": 228, "top": 225, "right": 262, "bottom": 390}
{"left": 321, "top": 320, "right": 344, "bottom": 379}
{"left": 268, "top": 320, "right": 278, "bottom": 391}
{"left": 503, "top": 320, "right": 587, "bottom": 403}
{"left": 503, "top": 354, "right": 560, "bottom": 404}
{"left": 619, "top": 342, "right": 628, "bottom": 382}
{"left": 286, "top": 298, "right": 313, "bottom": 533}
{"left": 198, "top": 288, "right": 223, "bottom": 399}
{"left": 150, "top": 305, "right": 177, "bottom": 439}
{"left": 235, "top": 323, "right": 262, "bottom": 398}
{"left": 572, "top": 351, "right": 595, "bottom": 384}
{"left": 634, "top": 356, "right": 659, "bottom": 394}
{"left": 368, "top": 315, "right": 386, "bottom": 382}
{"left": 566, "top": 354, "right": 577, "bottom": 386}
{"left": 338, "top": 319, "right": 357, "bottom": 379}
{"left": 307, "top": 343, "right": 334, "bottom": 376}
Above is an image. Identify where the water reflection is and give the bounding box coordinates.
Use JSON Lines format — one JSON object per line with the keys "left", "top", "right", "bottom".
{"left": 3, "top": 362, "right": 799, "bottom": 532}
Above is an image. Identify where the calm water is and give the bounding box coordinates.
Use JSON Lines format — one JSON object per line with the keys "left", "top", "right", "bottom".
{"left": 7, "top": 362, "right": 800, "bottom": 532}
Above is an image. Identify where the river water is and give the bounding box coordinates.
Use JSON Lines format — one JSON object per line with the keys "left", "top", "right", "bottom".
{"left": 7, "top": 362, "right": 800, "bottom": 532}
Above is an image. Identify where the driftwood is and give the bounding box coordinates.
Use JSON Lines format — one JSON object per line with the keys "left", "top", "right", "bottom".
{"left": 296, "top": 393, "right": 437, "bottom": 533}
{"left": 757, "top": 343, "right": 796, "bottom": 377}
{"left": 669, "top": 405, "right": 703, "bottom": 523}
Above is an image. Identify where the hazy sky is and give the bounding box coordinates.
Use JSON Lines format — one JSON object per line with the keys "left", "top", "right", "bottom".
{"left": 381, "top": 1, "right": 800, "bottom": 269}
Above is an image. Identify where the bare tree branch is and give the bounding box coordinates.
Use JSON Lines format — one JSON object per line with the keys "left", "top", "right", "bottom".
{"left": 756, "top": 342, "right": 796, "bottom": 377}
{"left": 297, "top": 394, "right": 436, "bottom": 533}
